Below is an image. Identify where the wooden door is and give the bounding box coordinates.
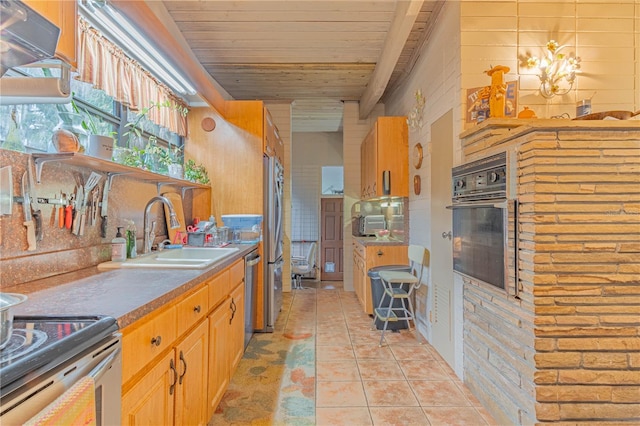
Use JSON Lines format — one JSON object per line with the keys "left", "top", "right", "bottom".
{"left": 321, "top": 198, "right": 343, "bottom": 281}
{"left": 430, "top": 110, "right": 455, "bottom": 369}
{"left": 207, "top": 302, "right": 230, "bottom": 418}
{"left": 121, "top": 351, "right": 175, "bottom": 426}
{"left": 175, "top": 321, "right": 209, "bottom": 426}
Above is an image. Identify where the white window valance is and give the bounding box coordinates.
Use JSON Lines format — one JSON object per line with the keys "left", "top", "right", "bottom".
{"left": 77, "top": 17, "right": 188, "bottom": 137}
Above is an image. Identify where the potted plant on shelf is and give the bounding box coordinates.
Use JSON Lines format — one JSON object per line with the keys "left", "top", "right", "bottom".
{"left": 72, "top": 100, "right": 114, "bottom": 160}
{"left": 114, "top": 100, "right": 188, "bottom": 172}
{"left": 184, "top": 159, "right": 210, "bottom": 184}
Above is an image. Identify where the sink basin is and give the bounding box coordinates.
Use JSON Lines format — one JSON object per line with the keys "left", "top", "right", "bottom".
{"left": 98, "top": 247, "right": 240, "bottom": 270}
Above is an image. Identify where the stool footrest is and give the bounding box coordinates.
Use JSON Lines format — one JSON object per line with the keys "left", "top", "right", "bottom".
{"left": 384, "top": 288, "right": 410, "bottom": 298}
{"left": 374, "top": 308, "right": 401, "bottom": 322}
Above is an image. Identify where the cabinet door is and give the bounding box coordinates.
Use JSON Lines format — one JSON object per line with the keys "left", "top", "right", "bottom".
{"left": 374, "top": 117, "right": 409, "bottom": 197}
{"left": 207, "top": 302, "right": 230, "bottom": 419}
{"left": 175, "top": 320, "right": 209, "bottom": 426}
{"left": 229, "top": 282, "right": 245, "bottom": 374}
{"left": 121, "top": 350, "right": 175, "bottom": 426}
{"left": 23, "top": 0, "right": 77, "bottom": 68}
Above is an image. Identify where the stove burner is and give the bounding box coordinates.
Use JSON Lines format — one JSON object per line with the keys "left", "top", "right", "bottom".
{"left": 0, "top": 329, "right": 48, "bottom": 364}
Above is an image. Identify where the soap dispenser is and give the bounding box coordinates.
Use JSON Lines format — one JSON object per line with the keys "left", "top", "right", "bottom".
{"left": 111, "top": 227, "right": 127, "bottom": 262}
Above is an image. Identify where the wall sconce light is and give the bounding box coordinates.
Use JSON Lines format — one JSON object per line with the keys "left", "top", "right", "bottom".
{"left": 525, "top": 40, "right": 580, "bottom": 98}
{"left": 407, "top": 89, "right": 425, "bottom": 130}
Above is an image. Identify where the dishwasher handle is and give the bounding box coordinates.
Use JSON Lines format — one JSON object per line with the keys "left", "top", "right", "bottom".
{"left": 246, "top": 255, "right": 261, "bottom": 267}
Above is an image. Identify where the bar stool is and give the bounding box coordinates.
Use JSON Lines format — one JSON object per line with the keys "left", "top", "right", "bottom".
{"left": 373, "top": 245, "right": 429, "bottom": 347}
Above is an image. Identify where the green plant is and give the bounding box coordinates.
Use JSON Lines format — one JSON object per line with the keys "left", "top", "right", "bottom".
{"left": 122, "top": 100, "right": 188, "bottom": 148}
{"left": 71, "top": 98, "right": 100, "bottom": 135}
{"left": 184, "top": 159, "right": 210, "bottom": 184}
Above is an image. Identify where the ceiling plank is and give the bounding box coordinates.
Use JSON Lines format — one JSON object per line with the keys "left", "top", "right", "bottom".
{"left": 359, "top": 0, "right": 424, "bottom": 119}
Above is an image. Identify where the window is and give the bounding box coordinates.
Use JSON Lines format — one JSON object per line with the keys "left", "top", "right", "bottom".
{"left": 0, "top": 70, "right": 184, "bottom": 167}
{"left": 321, "top": 166, "right": 344, "bottom": 195}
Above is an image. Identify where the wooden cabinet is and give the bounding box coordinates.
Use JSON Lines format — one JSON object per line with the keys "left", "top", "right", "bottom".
{"left": 353, "top": 241, "right": 409, "bottom": 315}
{"left": 360, "top": 116, "right": 409, "bottom": 198}
{"left": 23, "top": 0, "right": 77, "bottom": 68}
{"left": 174, "top": 321, "right": 209, "bottom": 426}
{"left": 122, "top": 257, "right": 246, "bottom": 425}
{"left": 207, "top": 258, "right": 245, "bottom": 418}
{"left": 122, "top": 321, "right": 208, "bottom": 426}
{"left": 264, "top": 107, "right": 284, "bottom": 163}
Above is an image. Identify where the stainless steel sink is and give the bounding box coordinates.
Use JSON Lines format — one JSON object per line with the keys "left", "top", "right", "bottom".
{"left": 98, "top": 247, "right": 239, "bottom": 270}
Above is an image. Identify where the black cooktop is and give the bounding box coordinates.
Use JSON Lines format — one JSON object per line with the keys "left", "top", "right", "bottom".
{"left": 0, "top": 315, "right": 118, "bottom": 397}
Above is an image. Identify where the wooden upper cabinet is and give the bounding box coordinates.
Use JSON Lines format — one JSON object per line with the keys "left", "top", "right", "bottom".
{"left": 264, "top": 106, "right": 284, "bottom": 163}
{"left": 360, "top": 117, "right": 409, "bottom": 198}
{"left": 23, "top": 0, "right": 77, "bottom": 68}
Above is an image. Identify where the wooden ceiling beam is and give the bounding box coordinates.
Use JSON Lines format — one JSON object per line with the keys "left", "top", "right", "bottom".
{"left": 358, "top": 0, "right": 424, "bottom": 119}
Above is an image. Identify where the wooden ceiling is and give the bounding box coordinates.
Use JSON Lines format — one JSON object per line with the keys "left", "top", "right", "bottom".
{"left": 161, "top": 1, "right": 444, "bottom": 132}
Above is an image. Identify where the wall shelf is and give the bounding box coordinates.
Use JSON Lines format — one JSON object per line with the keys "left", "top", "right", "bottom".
{"left": 32, "top": 153, "right": 210, "bottom": 194}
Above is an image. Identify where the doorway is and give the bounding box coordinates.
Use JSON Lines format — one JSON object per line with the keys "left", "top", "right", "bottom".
{"left": 320, "top": 198, "right": 343, "bottom": 280}
{"left": 430, "top": 110, "right": 455, "bottom": 368}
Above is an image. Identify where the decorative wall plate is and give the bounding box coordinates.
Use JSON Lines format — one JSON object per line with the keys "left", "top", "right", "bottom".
{"left": 413, "top": 143, "right": 423, "bottom": 169}
{"left": 414, "top": 175, "right": 421, "bottom": 195}
{"left": 201, "top": 117, "right": 216, "bottom": 132}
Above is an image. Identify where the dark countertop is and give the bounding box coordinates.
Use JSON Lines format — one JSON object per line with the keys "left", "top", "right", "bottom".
{"left": 12, "top": 244, "right": 258, "bottom": 330}
{"left": 354, "top": 237, "right": 407, "bottom": 246}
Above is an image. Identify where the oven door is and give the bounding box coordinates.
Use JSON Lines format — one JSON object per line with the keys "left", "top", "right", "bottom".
{"left": 450, "top": 199, "right": 512, "bottom": 291}
{"left": 0, "top": 334, "right": 122, "bottom": 426}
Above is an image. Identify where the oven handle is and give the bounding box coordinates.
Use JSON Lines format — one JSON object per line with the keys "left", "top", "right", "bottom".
{"left": 89, "top": 346, "right": 121, "bottom": 382}
{"left": 446, "top": 200, "right": 508, "bottom": 209}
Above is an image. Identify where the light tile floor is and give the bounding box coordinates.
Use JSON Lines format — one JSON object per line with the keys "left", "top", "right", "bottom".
{"left": 210, "top": 281, "right": 498, "bottom": 425}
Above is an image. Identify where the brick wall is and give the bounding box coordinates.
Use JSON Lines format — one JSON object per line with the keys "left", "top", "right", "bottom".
{"left": 461, "top": 122, "right": 640, "bottom": 424}
{"left": 519, "top": 128, "right": 640, "bottom": 422}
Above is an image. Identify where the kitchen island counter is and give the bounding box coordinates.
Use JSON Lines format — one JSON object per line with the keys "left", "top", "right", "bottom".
{"left": 11, "top": 244, "right": 258, "bottom": 329}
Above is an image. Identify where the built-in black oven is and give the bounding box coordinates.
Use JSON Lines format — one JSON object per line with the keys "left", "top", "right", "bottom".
{"left": 449, "top": 152, "right": 517, "bottom": 293}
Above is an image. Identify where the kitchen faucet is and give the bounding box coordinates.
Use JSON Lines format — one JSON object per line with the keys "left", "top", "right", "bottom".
{"left": 143, "top": 195, "right": 180, "bottom": 254}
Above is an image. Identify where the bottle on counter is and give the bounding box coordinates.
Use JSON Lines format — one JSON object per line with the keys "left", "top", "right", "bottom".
{"left": 111, "top": 227, "right": 127, "bottom": 262}
{"left": 125, "top": 220, "right": 137, "bottom": 258}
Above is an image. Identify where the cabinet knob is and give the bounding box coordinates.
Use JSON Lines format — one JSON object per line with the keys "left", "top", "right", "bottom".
{"left": 193, "top": 305, "right": 201, "bottom": 313}
{"left": 377, "top": 250, "right": 383, "bottom": 256}
{"left": 151, "top": 335, "right": 162, "bottom": 346}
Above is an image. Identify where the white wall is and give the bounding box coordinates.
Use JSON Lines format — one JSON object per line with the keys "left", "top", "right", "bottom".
{"left": 290, "top": 131, "right": 343, "bottom": 262}
{"left": 384, "top": 1, "right": 465, "bottom": 377}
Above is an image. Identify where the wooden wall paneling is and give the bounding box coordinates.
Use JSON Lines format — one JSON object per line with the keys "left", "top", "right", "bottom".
{"left": 186, "top": 102, "right": 267, "bottom": 330}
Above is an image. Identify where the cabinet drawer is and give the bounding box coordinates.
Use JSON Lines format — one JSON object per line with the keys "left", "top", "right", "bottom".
{"left": 122, "top": 306, "right": 177, "bottom": 384}
{"left": 229, "top": 258, "right": 245, "bottom": 288}
{"left": 209, "top": 270, "right": 230, "bottom": 309}
{"left": 177, "top": 285, "right": 209, "bottom": 333}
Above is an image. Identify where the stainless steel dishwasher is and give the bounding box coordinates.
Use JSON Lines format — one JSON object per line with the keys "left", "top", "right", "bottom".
{"left": 244, "top": 249, "right": 260, "bottom": 349}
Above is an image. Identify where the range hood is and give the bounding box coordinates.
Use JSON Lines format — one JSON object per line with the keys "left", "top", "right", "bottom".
{"left": 0, "top": 0, "right": 60, "bottom": 76}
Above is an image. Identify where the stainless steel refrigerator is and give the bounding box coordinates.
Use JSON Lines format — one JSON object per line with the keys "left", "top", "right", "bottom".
{"left": 261, "top": 155, "right": 284, "bottom": 332}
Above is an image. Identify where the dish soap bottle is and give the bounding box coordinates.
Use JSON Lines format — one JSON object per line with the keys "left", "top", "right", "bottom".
{"left": 111, "top": 227, "right": 127, "bottom": 262}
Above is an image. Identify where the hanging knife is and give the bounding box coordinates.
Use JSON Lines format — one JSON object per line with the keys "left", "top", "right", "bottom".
{"left": 100, "top": 178, "right": 110, "bottom": 238}
{"left": 21, "top": 172, "right": 36, "bottom": 251}
{"left": 27, "top": 157, "right": 42, "bottom": 241}
{"left": 72, "top": 184, "right": 83, "bottom": 235}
